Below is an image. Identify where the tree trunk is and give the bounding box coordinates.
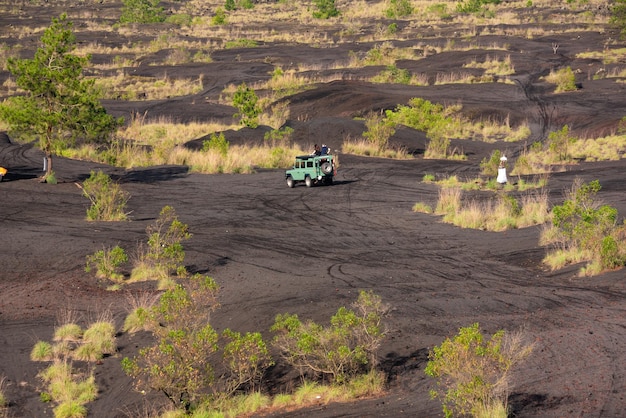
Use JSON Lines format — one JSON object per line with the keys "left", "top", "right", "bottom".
{"left": 41, "top": 151, "right": 53, "bottom": 183}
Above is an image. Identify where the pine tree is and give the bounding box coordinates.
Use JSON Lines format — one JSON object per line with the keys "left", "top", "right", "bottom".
{"left": 0, "top": 14, "right": 121, "bottom": 181}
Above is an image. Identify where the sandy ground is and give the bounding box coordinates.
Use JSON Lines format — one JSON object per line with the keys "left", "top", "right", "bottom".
{"left": 1, "top": 1, "right": 626, "bottom": 417}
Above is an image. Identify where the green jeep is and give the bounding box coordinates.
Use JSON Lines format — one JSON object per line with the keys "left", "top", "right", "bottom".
{"left": 285, "top": 154, "right": 335, "bottom": 188}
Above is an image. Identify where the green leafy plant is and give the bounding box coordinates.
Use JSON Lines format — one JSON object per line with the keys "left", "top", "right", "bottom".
{"left": 0, "top": 14, "right": 121, "bottom": 181}
{"left": 222, "top": 329, "right": 274, "bottom": 394}
{"left": 545, "top": 179, "right": 626, "bottom": 273}
{"left": 232, "top": 83, "right": 262, "bottom": 128}
{"left": 271, "top": 290, "right": 387, "bottom": 384}
{"left": 119, "top": 0, "right": 165, "bottom": 24}
{"left": 363, "top": 112, "right": 396, "bottom": 153}
{"left": 212, "top": 7, "right": 227, "bottom": 25}
{"left": 547, "top": 125, "right": 577, "bottom": 162}
{"left": 456, "top": 0, "right": 501, "bottom": 14}
{"left": 80, "top": 170, "right": 130, "bottom": 221}
{"left": 425, "top": 323, "right": 533, "bottom": 418}
{"left": 545, "top": 66, "right": 577, "bottom": 93}
{"left": 132, "top": 206, "right": 192, "bottom": 282}
{"left": 202, "top": 132, "right": 230, "bottom": 157}
{"left": 610, "top": 0, "right": 626, "bottom": 39}
{"left": 372, "top": 65, "right": 412, "bottom": 84}
{"left": 85, "top": 245, "right": 128, "bottom": 282}
{"left": 264, "top": 126, "right": 294, "bottom": 145}
{"left": 385, "top": 0, "right": 413, "bottom": 18}
{"left": 480, "top": 149, "right": 503, "bottom": 176}
{"left": 123, "top": 274, "right": 273, "bottom": 412}
{"left": 313, "top": 0, "right": 340, "bottom": 19}
{"left": 122, "top": 279, "right": 220, "bottom": 411}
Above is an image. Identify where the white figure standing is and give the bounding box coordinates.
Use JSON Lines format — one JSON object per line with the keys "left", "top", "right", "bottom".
{"left": 497, "top": 156, "right": 508, "bottom": 184}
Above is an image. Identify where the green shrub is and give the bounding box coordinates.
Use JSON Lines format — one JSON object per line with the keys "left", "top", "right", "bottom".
{"left": 80, "top": 170, "right": 130, "bottom": 221}
{"left": 424, "top": 133, "right": 451, "bottom": 159}
{"left": 372, "top": 65, "right": 412, "bottom": 84}
{"left": 119, "top": 0, "right": 165, "bottom": 24}
{"left": 165, "top": 14, "right": 193, "bottom": 26}
{"left": 425, "top": 323, "right": 533, "bottom": 418}
{"left": 224, "top": 39, "right": 258, "bottom": 49}
{"left": 547, "top": 125, "right": 577, "bottom": 162}
{"left": 232, "top": 83, "right": 261, "bottom": 128}
{"left": 122, "top": 275, "right": 271, "bottom": 411}
{"left": 545, "top": 67, "right": 577, "bottom": 93}
{"left": 264, "top": 126, "right": 294, "bottom": 145}
{"left": 422, "top": 173, "right": 436, "bottom": 182}
{"left": 122, "top": 284, "right": 220, "bottom": 411}
{"left": 544, "top": 178, "right": 626, "bottom": 273}
{"left": 385, "top": 0, "right": 413, "bottom": 18}
{"left": 222, "top": 329, "right": 274, "bottom": 393}
{"left": 456, "top": 0, "right": 501, "bottom": 14}
{"left": 480, "top": 149, "right": 503, "bottom": 176}
{"left": 85, "top": 245, "right": 128, "bottom": 282}
{"left": 212, "top": 7, "right": 227, "bottom": 25}
{"left": 363, "top": 112, "right": 396, "bottom": 153}
{"left": 271, "top": 290, "right": 386, "bottom": 384}
{"left": 610, "top": 0, "right": 626, "bottom": 39}
{"left": 313, "top": 0, "right": 340, "bottom": 19}
{"left": 202, "top": 132, "right": 230, "bottom": 157}
{"left": 386, "top": 98, "right": 455, "bottom": 145}
{"left": 132, "top": 206, "right": 191, "bottom": 282}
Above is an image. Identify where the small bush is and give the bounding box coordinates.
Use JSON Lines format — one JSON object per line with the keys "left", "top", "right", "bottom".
{"left": 385, "top": 0, "right": 413, "bottom": 18}
{"left": 313, "top": 0, "right": 340, "bottom": 19}
{"left": 119, "top": 0, "right": 165, "bottom": 24}
{"left": 363, "top": 112, "right": 395, "bottom": 153}
{"left": 122, "top": 275, "right": 271, "bottom": 412}
{"left": 85, "top": 245, "right": 128, "bottom": 282}
{"left": 372, "top": 65, "right": 412, "bottom": 84}
{"left": 456, "top": 0, "right": 501, "bottom": 14}
{"left": 480, "top": 149, "right": 503, "bottom": 176}
{"left": 131, "top": 206, "right": 191, "bottom": 282}
{"left": 425, "top": 134, "right": 452, "bottom": 159}
{"left": 610, "top": 0, "right": 626, "bottom": 39}
{"left": 544, "top": 67, "right": 577, "bottom": 93}
{"left": 202, "top": 132, "right": 229, "bottom": 157}
{"left": 80, "top": 171, "right": 130, "bottom": 221}
{"left": 222, "top": 329, "right": 274, "bottom": 393}
{"left": 271, "top": 290, "right": 387, "bottom": 384}
{"left": 543, "top": 179, "right": 626, "bottom": 273}
{"left": 547, "top": 125, "right": 577, "bottom": 162}
{"left": 425, "top": 323, "right": 533, "bottom": 418}
{"left": 212, "top": 7, "right": 227, "bottom": 25}
{"left": 232, "top": 83, "right": 261, "bottom": 128}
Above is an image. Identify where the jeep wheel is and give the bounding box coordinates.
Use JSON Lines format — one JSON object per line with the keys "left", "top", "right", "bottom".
{"left": 325, "top": 176, "right": 333, "bottom": 185}
{"left": 286, "top": 177, "right": 294, "bottom": 188}
{"left": 305, "top": 176, "right": 313, "bottom": 187}
{"left": 321, "top": 162, "right": 333, "bottom": 174}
